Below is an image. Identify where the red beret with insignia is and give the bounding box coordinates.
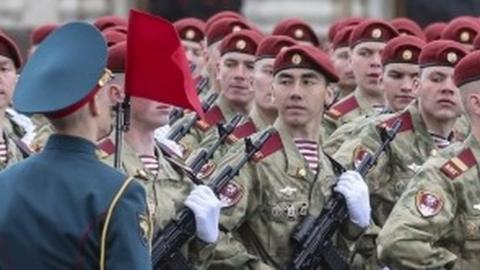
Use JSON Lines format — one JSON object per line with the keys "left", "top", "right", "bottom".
{"left": 107, "top": 41, "right": 126, "bottom": 73}
{"left": 0, "top": 33, "right": 22, "bottom": 69}
{"left": 255, "top": 35, "right": 297, "bottom": 60}
{"left": 453, "top": 50, "right": 480, "bottom": 87}
{"left": 328, "top": 17, "right": 364, "bottom": 42}
{"left": 273, "top": 45, "right": 339, "bottom": 83}
{"left": 206, "top": 17, "right": 251, "bottom": 46}
{"left": 332, "top": 26, "right": 355, "bottom": 50}
{"left": 102, "top": 29, "right": 126, "bottom": 48}
{"left": 382, "top": 35, "right": 426, "bottom": 65}
{"left": 441, "top": 17, "right": 480, "bottom": 45}
{"left": 30, "top": 23, "right": 58, "bottom": 46}
{"left": 205, "top": 11, "right": 243, "bottom": 33}
{"left": 419, "top": 40, "right": 467, "bottom": 68}
{"left": 272, "top": 18, "right": 319, "bottom": 46}
{"left": 424, "top": 22, "right": 447, "bottom": 42}
{"left": 390, "top": 17, "right": 426, "bottom": 41}
{"left": 349, "top": 19, "right": 399, "bottom": 48}
{"left": 219, "top": 30, "right": 263, "bottom": 56}
{"left": 94, "top": 15, "right": 128, "bottom": 31}
{"left": 174, "top": 18, "right": 206, "bottom": 43}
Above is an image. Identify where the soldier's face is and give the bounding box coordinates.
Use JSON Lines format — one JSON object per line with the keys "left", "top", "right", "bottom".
{"left": 181, "top": 40, "right": 205, "bottom": 77}
{"left": 273, "top": 68, "right": 327, "bottom": 126}
{"left": 331, "top": 47, "right": 355, "bottom": 89}
{"left": 419, "top": 66, "right": 462, "bottom": 121}
{"left": 252, "top": 58, "right": 276, "bottom": 112}
{"left": 351, "top": 42, "right": 385, "bottom": 96}
{"left": 381, "top": 63, "right": 420, "bottom": 112}
{"left": 217, "top": 52, "right": 255, "bottom": 106}
{"left": 0, "top": 56, "right": 16, "bottom": 109}
{"left": 131, "top": 97, "right": 172, "bottom": 130}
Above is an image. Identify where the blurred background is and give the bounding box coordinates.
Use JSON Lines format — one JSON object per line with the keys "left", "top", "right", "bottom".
{"left": 2, "top": 0, "right": 480, "bottom": 57}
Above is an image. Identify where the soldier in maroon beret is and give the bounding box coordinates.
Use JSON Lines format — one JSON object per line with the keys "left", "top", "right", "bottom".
{"left": 327, "top": 17, "right": 364, "bottom": 43}
{"left": 424, "top": 22, "right": 447, "bottom": 42}
{"left": 272, "top": 18, "right": 319, "bottom": 46}
{"left": 330, "top": 26, "right": 357, "bottom": 101}
{"left": 102, "top": 29, "right": 126, "bottom": 48}
{"left": 441, "top": 17, "right": 480, "bottom": 51}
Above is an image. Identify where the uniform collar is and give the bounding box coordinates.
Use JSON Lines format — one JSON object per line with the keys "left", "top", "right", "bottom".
{"left": 249, "top": 105, "right": 271, "bottom": 131}
{"left": 354, "top": 87, "right": 376, "bottom": 115}
{"left": 217, "top": 94, "right": 251, "bottom": 121}
{"left": 465, "top": 134, "right": 480, "bottom": 163}
{"left": 44, "top": 134, "right": 97, "bottom": 156}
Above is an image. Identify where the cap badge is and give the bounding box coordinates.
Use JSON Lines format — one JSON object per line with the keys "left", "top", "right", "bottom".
{"left": 236, "top": 39, "right": 247, "bottom": 50}
{"left": 291, "top": 53, "right": 302, "bottom": 65}
{"left": 372, "top": 28, "right": 382, "bottom": 39}
{"left": 460, "top": 31, "right": 470, "bottom": 43}
{"left": 294, "top": 28, "right": 304, "bottom": 39}
{"left": 185, "top": 29, "right": 196, "bottom": 40}
{"left": 402, "top": 49, "right": 413, "bottom": 61}
{"left": 447, "top": 51, "right": 458, "bottom": 64}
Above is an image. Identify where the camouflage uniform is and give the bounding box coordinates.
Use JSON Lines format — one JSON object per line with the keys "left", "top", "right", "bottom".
{"left": 29, "top": 114, "right": 54, "bottom": 152}
{"left": 209, "top": 120, "right": 364, "bottom": 269}
{"left": 377, "top": 134, "right": 480, "bottom": 269}
{"left": 333, "top": 102, "right": 449, "bottom": 269}
{"left": 0, "top": 119, "right": 27, "bottom": 170}
{"left": 322, "top": 88, "right": 378, "bottom": 138}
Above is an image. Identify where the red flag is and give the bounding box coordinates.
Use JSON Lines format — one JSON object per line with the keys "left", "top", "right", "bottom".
{"left": 125, "top": 9, "right": 203, "bottom": 117}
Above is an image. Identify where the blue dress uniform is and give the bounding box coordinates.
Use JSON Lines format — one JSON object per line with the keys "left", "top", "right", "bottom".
{"left": 0, "top": 23, "right": 152, "bottom": 269}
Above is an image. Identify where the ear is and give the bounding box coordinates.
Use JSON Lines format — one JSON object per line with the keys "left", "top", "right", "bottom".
{"left": 469, "top": 93, "right": 480, "bottom": 115}
{"left": 107, "top": 83, "right": 125, "bottom": 104}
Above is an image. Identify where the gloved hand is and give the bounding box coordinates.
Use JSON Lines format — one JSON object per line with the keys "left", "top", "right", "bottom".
{"left": 333, "top": 170, "right": 371, "bottom": 228}
{"left": 185, "top": 185, "right": 221, "bottom": 243}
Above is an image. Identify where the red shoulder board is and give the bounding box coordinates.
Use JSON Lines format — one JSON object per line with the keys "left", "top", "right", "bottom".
{"left": 226, "top": 120, "right": 258, "bottom": 144}
{"left": 325, "top": 95, "right": 359, "bottom": 119}
{"left": 251, "top": 131, "right": 283, "bottom": 163}
{"left": 97, "top": 137, "right": 115, "bottom": 157}
{"left": 377, "top": 110, "right": 413, "bottom": 133}
{"left": 195, "top": 105, "right": 225, "bottom": 132}
{"left": 440, "top": 148, "right": 476, "bottom": 180}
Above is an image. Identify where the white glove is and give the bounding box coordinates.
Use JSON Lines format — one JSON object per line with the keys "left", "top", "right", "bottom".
{"left": 184, "top": 185, "right": 221, "bottom": 243}
{"left": 333, "top": 170, "right": 371, "bottom": 228}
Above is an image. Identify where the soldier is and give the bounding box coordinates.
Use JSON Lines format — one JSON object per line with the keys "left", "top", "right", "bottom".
{"left": 174, "top": 18, "right": 207, "bottom": 78}
{"left": 330, "top": 26, "right": 357, "bottom": 101}
{"left": 0, "top": 32, "right": 30, "bottom": 166}
{"left": 327, "top": 17, "right": 364, "bottom": 46}
{"left": 322, "top": 19, "right": 399, "bottom": 137}
{"left": 178, "top": 29, "right": 262, "bottom": 154}
{"left": 272, "top": 18, "right": 320, "bottom": 47}
{"left": 441, "top": 16, "right": 480, "bottom": 52}
{"left": 390, "top": 17, "right": 426, "bottom": 40}
{"left": 209, "top": 44, "right": 371, "bottom": 269}
{"left": 332, "top": 40, "right": 467, "bottom": 269}
{"left": 323, "top": 35, "right": 425, "bottom": 155}
{"left": 0, "top": 22, "right": 151, "bottom": 269}
{"left": 377, "top": 49, "right": 480, "bottom": 270}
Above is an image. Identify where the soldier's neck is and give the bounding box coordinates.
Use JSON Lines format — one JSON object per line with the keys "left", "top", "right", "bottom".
{"left": 285, "top": 119, "right": 321, "bottom": 142}
{"left": 470, "top": 119, "right": 480, "bottom": 143}
{"left": 124, "top": 126, "right": 155, "bottom": 156}
{"left": 419, "top": 106, "right": 455, "bottom": 138}
{"left": 359, "top": 87, "right": 386, "bottom": 107}
{"left": 256, "top": 106, "right": 277, "bottom": 125}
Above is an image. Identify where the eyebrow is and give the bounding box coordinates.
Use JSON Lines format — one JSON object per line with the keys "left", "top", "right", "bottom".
{"left": 277, "top": 73, "right": 294, "bottom": 79}
{"left": 301, "top": 72, "right": 320, "bottom": 79}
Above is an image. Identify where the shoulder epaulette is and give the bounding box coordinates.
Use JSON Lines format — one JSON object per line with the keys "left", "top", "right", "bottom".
{"left": 325, "top": 95, "right": 359, "bottom": 119}
{"left": 97, "top": 137, "right": 115, "bottom": 157}
{"left": 195, "top": 105, "right": 225, "bottom": 132}
{"left": 377, "top": 110, "right": 413, "bottom": 133}
{"left": 440, "top": 148, "right": 476, "bottom": 180}
{"left": 226, "top": 120, "right": 257, "bottom": 144}
{"left": 251, "top": 131, "right": 283, "bottom": 163}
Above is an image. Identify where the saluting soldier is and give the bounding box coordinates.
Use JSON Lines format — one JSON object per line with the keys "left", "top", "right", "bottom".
{"left": 322, "top": 19, "right": 399, "bottom": 137}
{"left": 377, "top": 50, "right": 480, "bottom": 270}
{"left": 0, "top": 22, "right": 151, "bottom": 269}
{"left": 209, "top": 44, "right": 371, "bottom": 269}
{"left": 332, "top": 40, "right": 467, "bottom": 270}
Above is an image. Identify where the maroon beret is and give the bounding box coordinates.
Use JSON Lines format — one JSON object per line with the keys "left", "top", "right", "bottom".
{"left": 206, "top": 17, "right": 251, "bottom": 46}
{"left": 328, "top": 17, "right": 364, "bottom": 42}
{"left": 424, "top": 22, "right": 447, "bottom": 42}
{"left": 219, "top": 30, "right": 263, "bottom": 56}
{"left": 381, "top": 35, "right": 426, "bottom": 65}
{"left": 174, "top": 18, "right": 205, "bottom": 43}
{"left": 107, "top": 41, "right": 126, "bottom": 73}
{"left": 103, "top": 30, "right": 126, "bottom": 48}
{"left": 205, "top": 11, "right": 243, "bottom": 33}
{"left": 453, "top": 50, "right": 480, "bottom": 87}
{"left": 106, "top": 25, "right": 128, "bottom": 35}
{"left": 390, "top": 17, "right": 426, "bottom": 41}
{"left": 0, "top": 33, "right": 22, "bottom": 69}
{"left": 332, "top": 26, "right": 355, "bottom": 50}
{"left": 419, "top": 40, "right": 467, "bottom": 68}
{"left": 30, "top": 23, "right": 58, "bottom": 46}
{"left": 473, "top": 33, "right": 480, "bottom": 50}
{"left": 273, "top": 45, "right": 338, "bottom": 82}
{"left": 272, "top": 18, "right": 319, "bottom": 46}
{"left": 94, "top": 15, "right": 127, "bottom": 31}
{"left": 441, "top": 17, "right": 480, "bottom": 45}
{"left": 255, "top": 35, "right": 297, "bottom": 60}
{"left": 349, "top": 19, "right": 399, "bottom": 48}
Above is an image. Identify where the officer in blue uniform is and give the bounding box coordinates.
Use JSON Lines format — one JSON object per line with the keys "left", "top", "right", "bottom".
{"left": 0, "top": 22, "right": 152, "bottom": 269}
